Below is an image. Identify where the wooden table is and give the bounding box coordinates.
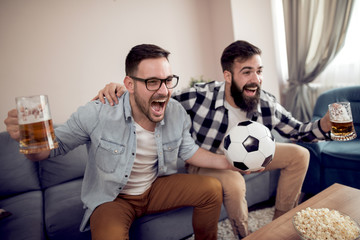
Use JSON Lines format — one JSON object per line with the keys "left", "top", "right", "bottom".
{"left": 244, "top": 183, "right": 360, "bottom": 239}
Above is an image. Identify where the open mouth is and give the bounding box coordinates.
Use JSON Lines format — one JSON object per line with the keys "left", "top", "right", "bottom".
{"left": 243, "top": 86, "right": 258, "bottom": 96}
{"left": 151, "top": 99, "right": 166, "bottom": 115}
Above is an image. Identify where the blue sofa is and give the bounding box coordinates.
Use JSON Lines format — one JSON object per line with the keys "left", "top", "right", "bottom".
{"left": 0, "top": 130, "right": 280, "bottom": 240}
{"left": 299, "top": 86, "right": 360, "bottom": 195}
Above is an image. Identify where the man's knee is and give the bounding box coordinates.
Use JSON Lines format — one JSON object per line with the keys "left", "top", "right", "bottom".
{"left": 293, "top": 144, "right": 310, "bottom": 170}
{"left": 198, "top": 176, "right": 223, "bottom": 203}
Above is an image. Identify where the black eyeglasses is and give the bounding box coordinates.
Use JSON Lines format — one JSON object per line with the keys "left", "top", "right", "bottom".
{"left": 130, "top": 75, "right": 179, "bottom": 91}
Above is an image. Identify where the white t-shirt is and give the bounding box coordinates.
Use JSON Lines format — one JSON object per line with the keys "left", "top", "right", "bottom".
{"left": 120, "top": 122, "right": 158, "bottom": 195}
{"left": 217, "top": 100, "right": 248, "bottom": 154}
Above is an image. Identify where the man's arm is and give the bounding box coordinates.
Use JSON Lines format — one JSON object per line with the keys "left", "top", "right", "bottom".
{"left": 265, "top": 92, "right": 331, "bottom": 141}
{"left": 186, "top": 148, "right": 230, "bottom": 169}
{"left": 4, "top": 109, "right": 50, "bottom": 161}
{"left": 186, "top": 148, "right": 254, "bottom": 174}
{"left": 91, "top": 82, "right": 125, "bottom": 106}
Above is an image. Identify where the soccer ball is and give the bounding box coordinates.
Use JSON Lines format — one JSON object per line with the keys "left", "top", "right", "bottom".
{"left": 223, "top": 120, "right": 275, "bottom": 171}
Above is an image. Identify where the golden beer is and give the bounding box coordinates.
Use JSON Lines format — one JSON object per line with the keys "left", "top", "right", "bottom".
{"left": 328, "top": 102, "right": 357, "bottom": 141}
{"left": 330, "top": 121, "right": 355, "bottom": 136}
{"left": 16, "top": 95, "right": 58, "bottom": 154}
{"left": 19, "top": 119, "right": 58, "bottom": 154}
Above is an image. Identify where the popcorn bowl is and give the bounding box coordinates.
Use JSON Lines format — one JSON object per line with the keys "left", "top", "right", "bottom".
{"left": 292, "top": 207, "right": 360, "bottom": 240}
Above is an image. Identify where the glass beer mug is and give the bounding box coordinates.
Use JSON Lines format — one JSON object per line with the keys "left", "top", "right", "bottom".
{"left": 328, "top": 102, "right": 357, "bottom": 141}
{"left": 16, "top": 95, "right": 58, "bottom": 154}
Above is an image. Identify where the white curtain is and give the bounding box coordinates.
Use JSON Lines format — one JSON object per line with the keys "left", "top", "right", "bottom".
{"left": 282, "top": 0, "right": 354, "bottom": 122}
{"left": 309, "top": 0, "right": 360, "bottom": 108}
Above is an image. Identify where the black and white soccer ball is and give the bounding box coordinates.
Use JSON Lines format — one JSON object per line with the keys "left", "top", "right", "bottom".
{"left": 224, "top": 120, "right": 275, "bottom": 171}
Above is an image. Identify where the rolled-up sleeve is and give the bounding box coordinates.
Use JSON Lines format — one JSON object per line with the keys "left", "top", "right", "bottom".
{"left": 177, "top": 106, "right": 199, "bottom": 161}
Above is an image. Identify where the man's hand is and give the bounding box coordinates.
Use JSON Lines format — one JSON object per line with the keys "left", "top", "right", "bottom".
{"left": 320, "top": 111, "right": 331, "bottom": 133}
{"left": 4, "top": 109, "right": 20, "bottom": 141}
{"left": 91, "top": 82, "right": 125, "bottom": 106}
{"left": 4, "top": 108, "right": 51, "bottom": 161}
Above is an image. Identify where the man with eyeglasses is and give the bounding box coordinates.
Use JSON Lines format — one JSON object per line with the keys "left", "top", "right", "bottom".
{"left": 93, "top": 40, "right": 332, "bottom": 239}
{"left": 4, "top": 44, "right": 242, "bottom": 240}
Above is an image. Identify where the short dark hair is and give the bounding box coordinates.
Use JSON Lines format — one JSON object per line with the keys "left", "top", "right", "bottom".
{"left": 220, "top": 40, "right": 262, "bottom": 73}
{"left": 125, "top": 44, "right": 170, "bottom": 76}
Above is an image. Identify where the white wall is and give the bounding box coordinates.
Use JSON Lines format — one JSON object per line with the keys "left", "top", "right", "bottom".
{"left": 0, "top": 0, "right": 281, "bottom": 132}
{"left": 231, "top": 0, "right": 281, "bottom": 99}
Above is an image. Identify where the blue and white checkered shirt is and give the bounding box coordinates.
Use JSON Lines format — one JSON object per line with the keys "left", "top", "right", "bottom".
{"left": 173, "top": 81, "right": 329, "bottom": 153}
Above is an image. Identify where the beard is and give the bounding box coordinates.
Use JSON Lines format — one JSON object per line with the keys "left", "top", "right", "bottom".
{"left": 230, "top": 77, "right": 261, "bottom": 112}
{"left": 133, "top": 86, "right": 169, "bottom": 124}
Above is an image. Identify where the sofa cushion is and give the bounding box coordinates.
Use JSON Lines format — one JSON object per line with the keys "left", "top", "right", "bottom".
{"left": 322, "top": 167, "right": 360, "bottom": 190}
{"left": 0, "top": 132, "right": 41, "bottom": 197}
{"left": 44, "top": 178, "right": 91, "bottom": 240}
{"left": 321, "top": 139, "right": 360, "bottom": 168}
{"left": 319, "top": 139, "right": 360, "bottom": 190}
{"left": 0, "top": 191, "right": 45, "bottom": 240}
{"left": 244, "top": 171, "right": 277, "bottom": 206}
{"left": 39, "top": 144, "right": 88, "bottom": 189}
{"left": 130, "top": 207, "right": 194, "bottom": 240}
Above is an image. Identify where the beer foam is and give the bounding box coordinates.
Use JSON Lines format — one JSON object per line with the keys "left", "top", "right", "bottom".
{"left": 18, "top": 106, "right": 51, "bottom": 124}
{"left": 330, "top": 105, "right": 352, "bottom": 122}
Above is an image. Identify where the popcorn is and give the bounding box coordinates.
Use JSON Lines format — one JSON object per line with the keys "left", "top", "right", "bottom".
{"left": 293, "top": 207, "right": 360, "bottom": 240}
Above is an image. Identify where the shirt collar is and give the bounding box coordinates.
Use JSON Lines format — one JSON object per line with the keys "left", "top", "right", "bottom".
{"left": 215, "top": 82, "right": 226, "bottom": 109}
{"left": 124, "top": 91, "right": 132, "bottom": 121}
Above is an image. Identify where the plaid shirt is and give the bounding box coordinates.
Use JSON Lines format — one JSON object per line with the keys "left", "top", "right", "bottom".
{"left": 173, "top": 81, "right": 329, "bottom": 153}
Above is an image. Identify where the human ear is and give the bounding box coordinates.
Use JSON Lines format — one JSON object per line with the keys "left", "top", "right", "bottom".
{"left": 124, "top": 76, "right": 134, "bottom": 93}
{"left": 224, "top": 70, "right": 232, "bottom": 83}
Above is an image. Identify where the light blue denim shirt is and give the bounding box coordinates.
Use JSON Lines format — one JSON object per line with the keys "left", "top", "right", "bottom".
{"left": 50, "top": 91, "right": 199, "bottom": 231}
